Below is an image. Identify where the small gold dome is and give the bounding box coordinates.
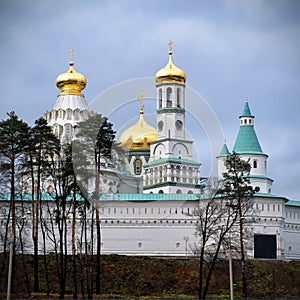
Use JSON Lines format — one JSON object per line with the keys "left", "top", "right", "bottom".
{"left": 119, "top": 108, "right": 157, "bottom": 150}
{"left": 56, "top": 53, "right": 86, "bottom": 96}
{"left": 155, "top": 41, "right": 186, "bottom": 86}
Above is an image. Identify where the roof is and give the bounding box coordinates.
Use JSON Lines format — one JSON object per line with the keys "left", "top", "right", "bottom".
{"left": 286, "top": 200, "right": 300, "bottom": 207}
{"left": 0, "top": 192, "right": 202, "bottom": 202}
{"left": 241, "top": 101, "right": 252, "bottom": 117}
{"left": 246, "top": 174, "right": 273, "bottom": 182}
{"left": 254, "top": 192, "right": 288, "bottom": 201}
{"left": 233, "top": 125, "right": 264, "bottom": 154}
{"left": 217, "top": 143, "right": 231, "bottom": 157}
{"left": 100, "top": 193, "right": 201, "bottom": 201}
{"left": 0, "top": 192, "right": 292, "bottom": 203}
{"left": 144, "top": 157, "right": 200, "bottom": 167}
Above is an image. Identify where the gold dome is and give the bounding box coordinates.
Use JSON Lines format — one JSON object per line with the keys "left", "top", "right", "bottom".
{"left": 155, "top": 40, "right": 186, "bottom": 86}
{"left": 56, "top": 50, "right": 86, "bottom": 96}
{"left": 119, "top": 92, "right": 157, "bottom": 150}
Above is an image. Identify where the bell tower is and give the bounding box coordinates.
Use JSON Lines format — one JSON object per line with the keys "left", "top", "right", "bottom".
{"left": 143, "top": 41, "right": 201, "bottom": 194}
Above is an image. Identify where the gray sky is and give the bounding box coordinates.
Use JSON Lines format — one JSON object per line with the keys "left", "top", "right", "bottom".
{"left": 0, "top": 0, "right": 299, "bottom": 200}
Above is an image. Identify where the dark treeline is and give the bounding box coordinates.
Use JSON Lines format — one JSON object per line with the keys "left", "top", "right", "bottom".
{"left": 0, "top": 254, "right": 300, "bottom": 299}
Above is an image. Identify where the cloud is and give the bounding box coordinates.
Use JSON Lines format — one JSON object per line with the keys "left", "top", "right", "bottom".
{"left": 0, "top": 0, "right": 299, "bottom": 199}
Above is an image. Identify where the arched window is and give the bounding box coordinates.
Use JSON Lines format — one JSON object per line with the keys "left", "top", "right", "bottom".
{"left": 177, "top": 88, "right": 181, "bottom": 107}
{"left": 167, "top": 87, "right": 172, "bottom": 107}
{"left": 158, "top": 190, "right": 164, "bottom": 194}
{"left": 134, "top": 159, "right": 142, "bottom": 175}
{"left": 159, "top": 88, "right": 162, "bottom": 109}
{"left": 176, "top": 189, "right": 182, "bottom": 194}
{"left": 253, "top": 160, "right": 257, "bottom": 168}
{"left": 54, "top": 126, "right": 59, "bottom": 137}
{"left": 65, "top": 124, "right": 72, "bottom": 136}
{"left": 74, "top": 109, "right": 80, "bottom": 120}
{"left": 67, "top": 109, "right": 72, "bottom": 120}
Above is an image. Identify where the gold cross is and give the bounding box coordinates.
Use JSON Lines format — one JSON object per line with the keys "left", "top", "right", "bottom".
{"left": 70, "top": 48, "right": 74, "bottom": 62}
{"left": 137, "top": 88, "right": 146, "bottom": 111}
{"left": 168, "top": 40, "right": 173, "bottom": 55}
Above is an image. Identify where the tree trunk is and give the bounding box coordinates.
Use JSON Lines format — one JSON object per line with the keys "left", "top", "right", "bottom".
{"left": 239, "top": 215, "right": 247, "bottom": 299}
{"left": 96, "top": 216, "right": 101, "bottom": 295}
{"left": 33, "top": 236, "right": 39, "bottom": 292}
{"left": 72, "top": 198, "right": 78, "bottom": 299}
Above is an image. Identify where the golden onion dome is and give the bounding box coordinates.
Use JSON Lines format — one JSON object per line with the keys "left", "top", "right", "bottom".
{"left": 155, "top": 40, "right": 186, "bottom": 86}
{"left": 119, "top": 92, "right": 157, "bottom": 150}
{"left": 56, "top": 49, "right": 87, "bottom": 96}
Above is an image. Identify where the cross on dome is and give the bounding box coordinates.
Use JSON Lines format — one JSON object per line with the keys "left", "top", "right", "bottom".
{"left": 70, "top": 48, "right": 74, "bottom": 62}
{"left": 137, "top": 88, "right": 146, "bottom": 114}
{"left": 168, "top": 40, "right": 173, "bottom": 55}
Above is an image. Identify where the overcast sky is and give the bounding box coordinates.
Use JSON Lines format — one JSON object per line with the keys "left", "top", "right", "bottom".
{"left": 0, "top": 0, "right": 299, "bottom": 200}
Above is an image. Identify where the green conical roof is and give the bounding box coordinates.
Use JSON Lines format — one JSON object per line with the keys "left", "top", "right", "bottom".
{"left": 241, "top": 101, "right": 252, "bottom": 117}
{"left": 234, "top": 102, "right": 263, "bottom": 154}
{"left": 218, "top": 143, "right": 231, "bottom": 157}
{"left": 233, "top": 126, "right": 263, "bottom": 154}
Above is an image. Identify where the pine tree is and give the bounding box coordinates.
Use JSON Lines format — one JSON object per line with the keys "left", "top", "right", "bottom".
{"left": 0, "top": 111, "right": 30, "bottom": 297}
{"left": 24, "top": 117, "right": 60, "bottom": 292}
{"left": 74, "top": 112, "right": 116, "bottom": 295}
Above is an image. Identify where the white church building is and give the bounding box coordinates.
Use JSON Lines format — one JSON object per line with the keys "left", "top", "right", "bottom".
{"left": 1, "top": 43, "right": 300, "bottom": 260}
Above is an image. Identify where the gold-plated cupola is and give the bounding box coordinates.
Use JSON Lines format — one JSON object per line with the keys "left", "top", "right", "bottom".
{"left": 119, "top": 89, "right": 157, "bottom": 150}
{"left": 155, "top": 40, "right": 186, "bottom": 86}
{"left": 56, "top": 49, "right": 87, "bottom": 96}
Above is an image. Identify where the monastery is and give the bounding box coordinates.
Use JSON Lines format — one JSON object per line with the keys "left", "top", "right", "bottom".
{"left": 1, "top": 43, "right": 300, "bottom": 259}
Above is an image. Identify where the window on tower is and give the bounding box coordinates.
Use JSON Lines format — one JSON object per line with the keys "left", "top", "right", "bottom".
{"left": 177, "top": 88, "right": 181, "bottom": 107}
{"left": 65, "top": 125, "right": 72, "bottom": 136}
{"left": 75, "top": 110, "right": 80, "bottom": 120}
{"left": 67, "top": 109, "right": 72, "bottom": 120}
{"left": 253, "top": 160, "right": 258, "bottom": 168}
{"left": 159, "top": 88, "right": 162, "bottom": 109}
{"left": 54, "top": 126, "right": 59, "bottom": 137}
{"left": 167, "top": 87, "right": 172, "bottom": 107}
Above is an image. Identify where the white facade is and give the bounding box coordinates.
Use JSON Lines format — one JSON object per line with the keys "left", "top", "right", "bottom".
{"left": 1, "top": 193, "right": 300, "bottom": 259}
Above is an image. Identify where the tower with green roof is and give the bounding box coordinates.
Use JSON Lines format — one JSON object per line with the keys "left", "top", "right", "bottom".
{"left": 217, "top": 140, "right": 231, "bottom": 177}
{"left": 232, "top": 100, "right": 273, "bottom": 194}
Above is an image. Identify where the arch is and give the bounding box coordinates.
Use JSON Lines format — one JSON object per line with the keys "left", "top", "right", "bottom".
{"left": 166, "top": 87, "right": 172, "bottom": 107}
{"left": 172, "top": 142, "right": 189, "bottom": 156}
{"left": 188, "top": 191, "right": 194, "bottom": 194}
{"left": 176, "top": 189, "right": 182, "bottom": 194}
{"left": 153, "top": 143, "right": 166, "bottom": 156}
{"left": 158, "top": 190, "right": 164, "bottom": 194}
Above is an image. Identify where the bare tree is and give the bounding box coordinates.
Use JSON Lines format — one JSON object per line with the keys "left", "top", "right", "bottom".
{"left": 191, "top": 178, "right": 238, "bottom": 299}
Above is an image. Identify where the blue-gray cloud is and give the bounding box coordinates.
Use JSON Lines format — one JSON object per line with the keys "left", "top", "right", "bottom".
{"left": 0, "top": 0, "right": 299, "bottom": 199}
